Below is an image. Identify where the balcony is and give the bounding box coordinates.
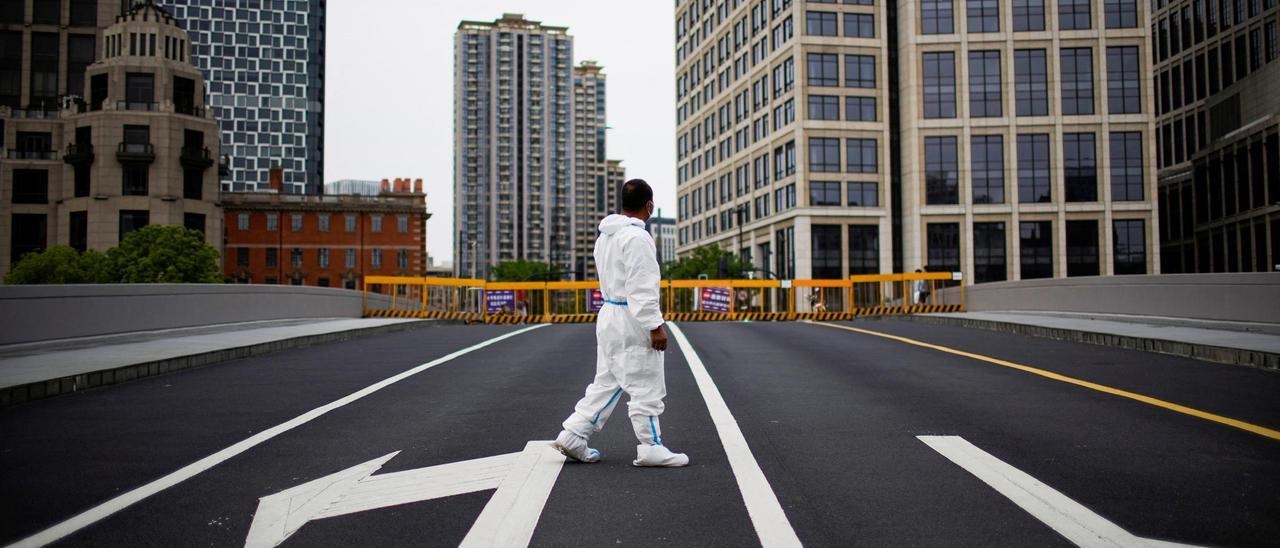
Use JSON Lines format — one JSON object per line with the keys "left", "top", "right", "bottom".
{"left": 63, "top": 143, "right": 95, "bottom": 165}
{"left": 116, "top": 142, "right": 155, "bottom": 163}
{"left": 180, "top": 146, "right": 215, "bottom": 170}
{"left": 10, "top": 108, "right": 60, "bottom": 119}
{"left": 7, "top": 149, "right": 57, "bottom": 160}
{"left": 175, "top": 104, "right": 206, "bottom": 118}
{"left": 117, "top": 101, "right": 157, "bottom": 112}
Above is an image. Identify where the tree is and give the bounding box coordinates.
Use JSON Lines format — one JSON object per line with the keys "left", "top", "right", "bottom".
{"left": 490, "top": 259, "right": 554, "bottom": 282}
{"left": 662, "top": 245, "right": 753, "bottom": 280}
{"left": 105, "top": 225, "right": 223, "bottom": 283}
{"left": 4, "top": 246, "right": 111, "bottom": 284}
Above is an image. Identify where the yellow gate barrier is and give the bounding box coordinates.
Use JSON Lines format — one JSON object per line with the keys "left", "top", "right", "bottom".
{"left": 362, "top": 272, "right": 963, "bottom": 323}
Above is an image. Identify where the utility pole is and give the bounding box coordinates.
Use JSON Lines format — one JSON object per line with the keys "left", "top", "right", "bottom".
{"left": 735, "top": 203, "right": 748, "bottom": 277}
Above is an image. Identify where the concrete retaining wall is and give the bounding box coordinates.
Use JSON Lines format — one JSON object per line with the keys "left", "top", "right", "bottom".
{"left": 0, "top": 284, "right": 394, "bottom": 344}
{"left": 942, "top": 273, "right": 1280, "bottom": 323}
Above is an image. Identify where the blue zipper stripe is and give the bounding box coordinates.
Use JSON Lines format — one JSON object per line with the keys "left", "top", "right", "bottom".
{"left": 604, "top": 299, "right": 628, "bottom": 306}
{"left": 650, "top": 416, "right": 662, "bottom": 446}
{"left": 591, "top": 388, "right": 623, "bottom": 425}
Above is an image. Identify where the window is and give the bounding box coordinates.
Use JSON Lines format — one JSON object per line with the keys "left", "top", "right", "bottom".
{"left": 124, "top": 72, "right": 155, "bottom": 108}
{"left": 808, "top": 95, "right": 840, "bottom": 120}
{"left": 967, "top": 0, "right": 1000, "bottom": 32}
{"left": 927, "top": 223, "right": 961, "bottom": 272}
{"left": 971, "top": 135, "right": 1005, "bottom": 204}
{"left": 11, "top": 214, "right": 48, "bottom": 263}
{"left": 922, "top": 0, "right": 955, "bottom": 33}
{"left": 238, "top": 213, "right": 250, "bottom": 230}
{"left": 345, "top": 249, "right": 356, "bottom": 269}
{"left": 811, "top": 181, "right": 842, "bottom": 205}
{"left": 845, "top": 55, "right": 876, "bottom": 88}
{"left": 969, "top": 51, "right": 1002, "bottom": 117}
{"left": 806, "top": 11, "right": 838, "bottom": 35}
{"left": 923, "top": 52, "right": 957, "bottom": 118}
{"left": 1012, "top": 0, "right": 1046, "bottom": 31}
{"left": 30, "top": 33, "right": 57, "bottom": 105}
{"left": 319, "top": 248, "right": 330, "bottom": 269}
{"left": 345, "top": 214, "right": 357, "bottom": 232}
{"left": 183, "top": 168, "right": 202, "bottom": 200}
{"left": 266, "top": 213, "right": 279, "bottom": 231}
{"left": 807, "top": 53, "right": 839, "bottom": 86}
{"left": 812, "top": 225, "right": 844, "bottom": 279}
{"left": 846, "top": 138, "right": 878, "bottom": 173}
{"left": 318, "top": 214, "right": 330, "bottom": 232}
{"left": 70, "top": 0, "right": 97, "bottom": 26}
{"left": 266, "top": 248, "right": 278, "bottom": 268}
{"left": 118, "top": 210, "right": 149, "bottom": 243}
{"left": 371, "top": 215, "right": 383, "bottom": 233}
{"left": 371, "top": 249, "right": 383, "bottom": 269}
{"left": 1017, "top": 134, "right": 1052, "bottom": 203}
{"left": 122, "top": 164, "right": 148, "bottom": 196}
{"left": 1061, "top": 48, "right": 1094, "bottom": 115}
{"left": 1110, "top": 132, "right": 1144, "bottom": 201}
{"left": 1107, "top": 46, "right": 1141, "bottom": 114}
{"left": 69, "top": 211, "right": 87, "bottom": 253}
{"left": 810, "top": 137, "right": 841, "bottom": 172}
{"left": 13, "top": 169, "right": 49, "bottom": 204}
{"left": 0, "top": 31, "right": 22, "bottom": 107}
{"left": 67, "top": 34, "right": 95, "bottom": 99}
{"left": 1105, "top": 0, "right": 1137, "bottom": 28}
{"left": 1064, "top": 133, "right": 1098, "bottom": 202}
{"left": 973, "top": 223, "right": 1007, "bottom": 283}
{"left": 291, "top": 248, "right": 303, "bottom": 269}
{"left": 847, "top": 182, "right": 879, "bottom": 207}
{"left": 184, "top": 213, "right": 205, "bottom": 236}
{"left": 398, "top": 250, "right": 409, "bottom": 270}
{"left": 846, "top": 96, "right": 877, "bottom": 121}
{"left": 398, "top": 215, "right": 410, "bottom": 233}
{"left": 844, "top": 13, "right": 875, "bottom": 37}
{"left": 1113, "top": 219, "right": 1146, "bottom": 274}
{"left": 1020, "top": 221, "right": 1053, "bottom": 279}
{"left": 849, "top": 225, "right": 880, "bottom": 274}
{"left": 1066, "top": 220, "right": 1100, "bottom": 276}
{"left": 1060, "top": 0, "right": 1092, "bottom": 30}
{"left": 925, "top": 136, "right": 960, "bottom": 204}
{"left": 291, "top": 214, "right": 303, "bottom": 232}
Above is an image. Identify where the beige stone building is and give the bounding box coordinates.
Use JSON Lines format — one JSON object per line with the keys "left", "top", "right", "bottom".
{"left": 674, "top": 0, "right": 894, "bottom": 280}
{"left": 1, "top": 0, "right": 222, "bottom": 277}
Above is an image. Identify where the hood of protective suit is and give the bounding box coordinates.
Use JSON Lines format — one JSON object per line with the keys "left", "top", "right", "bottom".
{"left": 598, "top": 214, "right": 645, "bottom": 235}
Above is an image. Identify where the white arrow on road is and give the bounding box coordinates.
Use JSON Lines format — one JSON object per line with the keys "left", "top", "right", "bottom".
{"left": 244, "top": 440, "right": 566, "bottom": 548}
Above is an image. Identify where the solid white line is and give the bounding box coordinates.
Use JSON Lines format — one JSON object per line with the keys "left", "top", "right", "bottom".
{"left": 918, "top": 436, "right": 1201, "bottom": 548}
{"left": 9, "top": 324, "right": 549, "bottom": 548}
{"left": 667, "top": 323, "right": 803, "bottom": 548}
{"left": 458, "top": 440, "right": 566, "bottom": 548}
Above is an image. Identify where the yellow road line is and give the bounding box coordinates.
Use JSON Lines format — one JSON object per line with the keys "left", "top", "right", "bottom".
{"left": 808, "top": 321, "right": 1280, "bottom": 442}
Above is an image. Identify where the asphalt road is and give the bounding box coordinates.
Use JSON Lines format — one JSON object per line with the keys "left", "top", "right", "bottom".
{"left": 1, "top": 319, "right": 1277, "bottom": 547}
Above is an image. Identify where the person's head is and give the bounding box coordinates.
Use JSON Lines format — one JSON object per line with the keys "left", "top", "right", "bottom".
{"left": 620, "top": 179, "right": 655, "bottom": 221}
{"left": 915, "top": 268, "right": 923, "bottom": 273}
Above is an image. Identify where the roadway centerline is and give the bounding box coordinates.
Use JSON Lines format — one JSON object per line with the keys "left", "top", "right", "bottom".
{"left": 667, "top": 322, "right": 803, "bottom": 548}
{"left": 8, "top": 323, "right": 549, "bottom": 548}
{"left": 808, "top": 321, "right": 1280, "bottom": 443}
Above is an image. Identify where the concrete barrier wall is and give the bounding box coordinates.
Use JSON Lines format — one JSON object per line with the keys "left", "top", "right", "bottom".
{"left": 941, "top": 273, "right": 1280, "bottom": 323}
{"left": 0, "top": 284, "right": 395, "bottom": 344}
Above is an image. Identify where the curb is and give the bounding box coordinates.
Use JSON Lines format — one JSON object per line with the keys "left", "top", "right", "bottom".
{"left": 0, "top": 319, "right": 449, "bottom": 409}
{"left": 895, "top": 315, "right": 1280, "bottom": 371}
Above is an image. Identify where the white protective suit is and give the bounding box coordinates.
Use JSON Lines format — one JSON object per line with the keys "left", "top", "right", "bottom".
{"left": 562, "top": 214, "right": 668, "bottom": 446}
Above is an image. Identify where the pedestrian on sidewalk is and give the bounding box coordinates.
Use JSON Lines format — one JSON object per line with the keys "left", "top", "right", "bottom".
{"left": 913, "top": 268, "right": 930, "bottom": 305}
{"left": 553, "top": 179, "right": 689, "bottom": 467}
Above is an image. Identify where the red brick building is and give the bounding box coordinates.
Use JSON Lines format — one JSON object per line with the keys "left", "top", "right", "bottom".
{"left": 222, "top": 171, "right": 429, "bottom": 289}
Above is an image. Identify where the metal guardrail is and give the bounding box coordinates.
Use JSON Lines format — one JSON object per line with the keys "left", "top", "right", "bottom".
{"left": 361, "top": 273, "right": 964, "bottom": 323}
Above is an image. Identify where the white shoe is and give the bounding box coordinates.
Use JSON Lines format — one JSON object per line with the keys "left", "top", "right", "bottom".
{"left": 633, "top": 444, "right": 689, "bottom": 467}
{"left": 553, "top": 430, "right": 600, "bottom": 463}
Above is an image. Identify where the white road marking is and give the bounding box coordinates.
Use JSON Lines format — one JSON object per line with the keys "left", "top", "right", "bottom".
{"left": 667, "top": 323, "right": 803, "bottom": 548}
{"left": 8, "top": 324, "right": 548, "bottom": 548}
{"left": 243, "top": 441, "right": 564, "bottom": 548}
{"left": 918, "top": 436, "right": 1202, "bottom": 548}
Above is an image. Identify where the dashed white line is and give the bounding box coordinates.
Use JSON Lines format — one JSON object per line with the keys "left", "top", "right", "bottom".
{"left": 668, "top": 323, "right": 803, "bottom": 548}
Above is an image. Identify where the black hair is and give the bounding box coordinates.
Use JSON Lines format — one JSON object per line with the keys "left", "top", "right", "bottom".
{"left": 620, "top": 179, "right": 653, "bottom": 213}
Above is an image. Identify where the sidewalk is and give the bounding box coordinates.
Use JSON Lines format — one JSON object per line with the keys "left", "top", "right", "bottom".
{"left": 909, "top": 311, "right": 1280, "bottom": 370}
{"left": 0, "top": 318, "right": 430, "bottom": 407}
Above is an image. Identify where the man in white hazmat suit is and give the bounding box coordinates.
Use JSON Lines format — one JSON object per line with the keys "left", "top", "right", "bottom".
{"left": 553, "top": 180, "right": 689, "bottom": 467}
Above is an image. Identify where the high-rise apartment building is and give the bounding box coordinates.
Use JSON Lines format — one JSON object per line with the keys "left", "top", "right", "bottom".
{"left": 674, "top": 0, "right": 895, "bottom": 280}
{"left": 1154, "top": 0, "right": 1279, "bottom": 273}
{"left": 675, "top": 0, "right": 1157, "bottom": 283}
{"left": 454, "top": 14, "right": 576, "bottom": 280}
{"left": 573, "top": 61, "right": 608, "bottom": 279}
{"left": 2, "top": 0, "right": 223, "bottom": 277}
{"left": 156, "top": 0, "right": 325, "bottom": 195}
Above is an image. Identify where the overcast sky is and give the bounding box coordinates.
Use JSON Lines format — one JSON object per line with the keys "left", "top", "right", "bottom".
{"left": 325, "top": 1, "right": 677, "bottom": 265}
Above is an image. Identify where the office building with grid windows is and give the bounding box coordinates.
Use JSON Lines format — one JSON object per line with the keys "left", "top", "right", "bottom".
{"left": 675, "top": 0, "right": 1158, "bottom": 283}
{"left": 156, "top": 0, "right": 325, "bottom": 195}
{"left": 453, "top": 14, "right": 578, "bottom": 280}
{"left": 1153, "top": 0, "right": 1279, "bottom": 273}
{"left": 674, "top": 0, "right": 895, "bottom": 281}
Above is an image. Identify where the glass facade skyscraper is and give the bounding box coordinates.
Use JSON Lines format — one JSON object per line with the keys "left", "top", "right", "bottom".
{"left": 157, "top": 0, "right": 325, "bottom": 195}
